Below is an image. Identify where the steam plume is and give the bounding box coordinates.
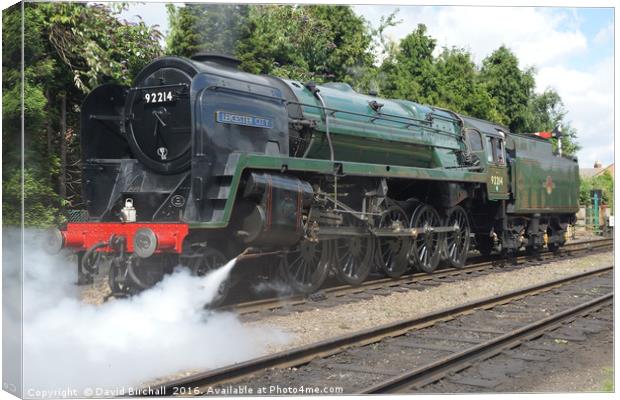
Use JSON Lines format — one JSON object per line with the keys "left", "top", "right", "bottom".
{"left": 3, "top": 229, "right": 289, "bottom": 396}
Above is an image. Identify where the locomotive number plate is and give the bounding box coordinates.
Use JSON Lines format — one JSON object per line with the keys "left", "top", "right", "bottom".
{"left": 143, "top": 90, "right": 176, "bottom": 104}
{"left": 490, "top": 175, "right": 504, "bottom": 186}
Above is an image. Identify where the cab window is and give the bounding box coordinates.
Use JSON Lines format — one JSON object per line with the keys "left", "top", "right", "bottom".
{"left": 466, "top": 129, "right": 483, "bottom": 151}
{"left": 494, "top": 138, "right": 505, "bottom": 165}
{"left": 485, "top": 136, "right": 505, "bottom": 165}
{"left": 486, "top": 137, "right": 494, "bottom": 162}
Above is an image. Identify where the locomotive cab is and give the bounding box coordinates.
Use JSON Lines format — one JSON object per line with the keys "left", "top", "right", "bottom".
{"left": 462, "top": 117, "right": 510, "bottom": 200}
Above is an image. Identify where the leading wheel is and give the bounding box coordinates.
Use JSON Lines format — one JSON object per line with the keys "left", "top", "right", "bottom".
{"left": 444, "top": 206, "right": 471, "bottom": 268}
{"left": 333, "top": 215, "right": 375, "bottom": 286}
{"left": 376, "top": 204, "right": 411, "bottom": 278}
{"left": 108, "top": 254, "right": 175, "bottom": 296}
{"left": 280, "top": 239, "right": 331, "bottom": 294}
{"left": 108, "top": 257, "right": 128, "bottom": 295}
{"left": 410, "top": 205, "right": 442, "bottom": 273}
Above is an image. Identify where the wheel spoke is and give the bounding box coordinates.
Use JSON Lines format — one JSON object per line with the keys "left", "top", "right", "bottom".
{"left": 301, "top": 261, "right": 311, "bottom": 284}
{"left": 334, "top": 223, "right": 370, "bottom": 284}
{"left": 410, "top": 205, "right": 443, "bottom": 273}
{"left": 289, "top": 253, "right": 303, "bottom": 268}
{"left": 443, "top": 206, "right": 470, "bottom": 268}
{"left": 449, "top": 242, "right": 457, "bottom": 258}
{"left": 281, "top": 238, "right": 330, "bottom": 293}
{"left": 344, "top": 257, "right": 353, "bottom": 276}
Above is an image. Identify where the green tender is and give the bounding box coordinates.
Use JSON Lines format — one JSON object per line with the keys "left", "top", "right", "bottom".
{"left": 509, "top": 134, "right": 580, "bottom": 214}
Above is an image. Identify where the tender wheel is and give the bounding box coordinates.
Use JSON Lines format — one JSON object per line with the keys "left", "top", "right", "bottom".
{"left": 376, "top": 204, "right": 411, "bottom": 278}
{"left": 333, "top": 215, "right": 375, "bottom": 286}
{"left": 546, "top": 227, "right": 564, "bottom": 253}
{"left": 280, "top": 239, "right": 331, "bottom": 294}
{"left": 501, "top": 246, "right": 517, "bottom": 258}
{"left": 525, "top": 245, "right": 541, "bottom": 256}
{"left": 189, "top": 247, "right": 231, "bottom": 307}
{"left": 410, "top": 205, "right": 442, "bottom": 273}
{"left": 443, "top": 206, "right": 471, "bottom": 268}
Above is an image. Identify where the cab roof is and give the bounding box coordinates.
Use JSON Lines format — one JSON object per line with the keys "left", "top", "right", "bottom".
{"left": 460, "top": 115, "right": 509, "bottom": 137}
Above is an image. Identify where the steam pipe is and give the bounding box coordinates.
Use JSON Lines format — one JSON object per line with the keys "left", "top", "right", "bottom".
{"left": 302, "top": 135, "right": 315, "bottom": 158}
{"left": 304, "top": 81, "right": 334, "bottom": 162}
{"left": 315, "top": 91, "right": 335, "bottom": 162}
{"left": 236, "top": 248, "right": 284, "bottom": 261}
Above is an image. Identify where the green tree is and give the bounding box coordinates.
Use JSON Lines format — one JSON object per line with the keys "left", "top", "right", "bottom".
{"left": 46, "top": 2, "right": 162, "bottom": 93}
{"left": 596, "top": 171, "right": 615, "bottom": 212}
{"left": 378, "top": 25, "right": 503, "bottom": 123}
{"left": 3, "top": 3, "right": 60, "bottom": 226}
{"left": 236, "top": 5, "right": 374, "bottom": 84}
{"left": 2, "top": 2, "right": 161, "bottom": 227}
{"left": 350, "top": 11, "right": 400, "bottom": 95}
{"left": 580, "top": 171, "right": 614, "bottom": 211}
{"left": 478, "top": 45, "right": 536, "bottom": 132}
{"left": 166, "top": 3, "right": 249, "bottom": 57}
{"left": 524, "top": 89, "right": 579, "bottom": 155}
{"left": 433, "top": 46, "right": 502, "bottom": 122}
{"left": 304, "top": 5, "right": 374, "bottom": 84}
{"left": 167, "top": 4, "right": 375, "bottom": 83}
{"left": 379, "top": 24, "right": 437, "bottom": 103}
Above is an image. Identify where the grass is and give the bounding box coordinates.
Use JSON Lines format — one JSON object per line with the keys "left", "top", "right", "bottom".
{"left": 601, "top": 367, "right": 614, "bottom": 392}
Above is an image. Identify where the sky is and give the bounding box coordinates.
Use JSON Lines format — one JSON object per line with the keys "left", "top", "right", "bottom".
{"left": 119, "top": 2, "right": 615, "bottom": 168}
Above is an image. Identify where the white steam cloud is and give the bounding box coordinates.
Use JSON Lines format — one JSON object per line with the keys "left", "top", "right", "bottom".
{"left": 251, "top": 279, "right": 295, "bottom": 297}
{"left": 4, "top": 229, "right": 289, "bottom": 397}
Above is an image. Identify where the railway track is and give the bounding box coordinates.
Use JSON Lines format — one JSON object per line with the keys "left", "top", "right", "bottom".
{"left": 362, "top": 279, "right": 613, "bottom": 393}
{"left": 159, "top": 259, "right": 613, "bottom": 395}
{"left": 228, "top": 238, "right": 612, "bottom": 319}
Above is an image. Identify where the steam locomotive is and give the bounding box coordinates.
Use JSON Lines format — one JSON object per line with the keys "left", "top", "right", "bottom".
{"left": 46, "top": 54, "right": 579, "bottom": 302}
